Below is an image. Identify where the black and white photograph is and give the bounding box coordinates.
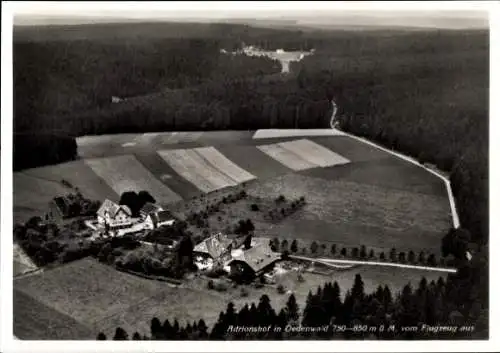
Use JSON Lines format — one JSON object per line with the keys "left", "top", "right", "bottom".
{"left": 1, "top": 1, "right": 497, "bottom": 351}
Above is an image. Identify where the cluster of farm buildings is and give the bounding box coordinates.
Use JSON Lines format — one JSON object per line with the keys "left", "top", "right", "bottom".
{"left": 46, "top": 195, "right": 281, "bottom": 280}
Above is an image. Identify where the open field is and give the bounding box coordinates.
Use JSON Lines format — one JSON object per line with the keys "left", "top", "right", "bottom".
{"left": 15, "top": 132, "right": 453, "bottom": 256}
{"left": 14, "top": 256, "right": 448, "bottom": 339}
{"left": 14, "top": 258, "right": 167, "bottom": 329}
{"left": 257, "top": 139, "right": 350, "bottom": 171}
{"left": 248, "top": 173, "right": 451, "bottom": 254}
{"left": 300, "top": 157, "right": 448, "bottom": 197}
{"left": 84, "top": 154, "right": 182, "bottom": 204}
{"left": 157, "top": 147, "right": 255, "bottom": 193}
{"left": 14, "top": 290, "right": 94, "bottom": 340}
{"left": 194, "top": 147, "right": 257, "bottom": 184}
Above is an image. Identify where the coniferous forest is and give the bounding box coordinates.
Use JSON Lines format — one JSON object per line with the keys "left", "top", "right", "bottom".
{"left": 14, "top": 22, "right": 489, "bottom": 338}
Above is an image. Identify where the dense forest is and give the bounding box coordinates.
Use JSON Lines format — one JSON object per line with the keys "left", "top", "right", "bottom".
{"left": 14, "top": 24, "right": 489, "bottom": 337}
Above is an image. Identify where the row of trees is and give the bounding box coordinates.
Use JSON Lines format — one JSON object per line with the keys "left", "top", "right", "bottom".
{"left": 100, "top": 267, "right": 486, "bottom": 340}
{"left": 269, "top": 237, "right": 444, "bottom": 267}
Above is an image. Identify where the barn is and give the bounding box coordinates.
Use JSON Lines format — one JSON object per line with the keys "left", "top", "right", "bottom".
{"left": 228, "top": 243, "right": 281, "bottom": 280}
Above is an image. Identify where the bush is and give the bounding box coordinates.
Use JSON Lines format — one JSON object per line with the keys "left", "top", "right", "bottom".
{"left": 340, "top": 248, "right": 347, "bottom": 256}
{"left": 240, "top": 287, "right": 249, "bottom": 297}
{"left": 379, "top": 252, "right": 386, "bottom": 261}
{"left": 207, "top": 280, "right": 215, "bottom": 289}
{"left": 250, "top": 203, "right": 259, "bottom": 211}
{"left": 277, "top": 284, "right": 286, "bottom": 294}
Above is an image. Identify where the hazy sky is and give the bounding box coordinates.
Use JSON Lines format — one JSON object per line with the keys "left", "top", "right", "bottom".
{"left": 10, "top": 2, "right": 491, "bottom": 29}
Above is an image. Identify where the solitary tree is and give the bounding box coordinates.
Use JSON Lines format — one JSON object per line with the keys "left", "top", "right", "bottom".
{"left": 311, "top": 241, "right": 319, "bottom": 254}
{"left": 390, "top": 248, "right": 397, "bottom": 262}
{"left": 351, "top": 247, "right": 359, "bottom": 258}
{"left": 360, "top": 245, "right": 367, "bottom": 259}
{"left": 286, "top": 293, "right": 300, "bottom": 323}
{"left": 399, "top": 252, "right": 406, "bottom": 263}
{"left": 419, "top": 251, "right": 426, "bottom": 264}
{"left": 427, "top": 254, "right": 437, "bottom": 266}
{"left": 113, "top": 327, "right": 129, "bottom": 340}
{"left": 341, "top": 248, "right": 347, "bottom": 256}
{"left": 331, "top": 244, "right": 337, "bottom": 255}
{"left": 408, "top": 250, "right": 416, "bottom": 264}
{"left": 379, "top": 252, "right": 386, "bottom": 261}
{"left": 291, "top": 239, "right": 298, "bottom": 253}
{"left": 281, "top": 239, "right": 289, "bottom": 252}
{"left": 97, "top": 332, "right": 107, "bottom": 340}
{"left": 369, "top": 249, "right": 375, "bottom": 258}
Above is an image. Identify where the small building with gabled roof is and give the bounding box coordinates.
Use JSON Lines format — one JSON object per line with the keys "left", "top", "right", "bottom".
{"left": 139, "top": 202, "right": 164, "bottom": 219}
{"left": 228, "top": 243, "right": 280, "bottom": 279}
{"left": 144, "top": 210, "right": 175, "bottom": 230}
{"left": 96, "top": 199, "right": 132, "bottom": 229}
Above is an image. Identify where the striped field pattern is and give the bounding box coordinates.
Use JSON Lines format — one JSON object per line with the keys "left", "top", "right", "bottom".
{"left": 193, "top": 147, "right": 256, "bottom": 184}
{"left": 84, "top": 154, "right": 182, "bottom": 204}
{"left": 257, "top": 139, "right": 350, "bottom": 171}
{"left": 157, "top": 147, "right": 256, "bottom": 193}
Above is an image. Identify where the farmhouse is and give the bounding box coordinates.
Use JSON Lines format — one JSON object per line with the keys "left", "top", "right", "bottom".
{"left": 96, "top": 199, "right": 133, "bottom": 229}
{"left": 139, "top": 202, "right": 164, "bottom": 219}
{"left": 228, "top": 243, "right": 280, "bottom": 279}
{"left": 144, "top": 210, "right": 176, "bottom": 230}
{"left": 193, "top": 233, "right": 249, "bottom": 271}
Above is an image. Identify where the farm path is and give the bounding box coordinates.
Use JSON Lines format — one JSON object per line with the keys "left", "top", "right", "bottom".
{"left": 290, "top": 255, "right": 457, "bottom": 274}
{"left": 329, "top": 102, "right": 460, "bottom": 229}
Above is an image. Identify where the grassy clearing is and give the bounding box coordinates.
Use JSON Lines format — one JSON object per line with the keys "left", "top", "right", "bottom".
{"left": 84, "top": 154, "right": 182, "bottom": 204}
{"left": 300, "top": 157, "right": 448, "bottom": 197}
{"left": 312, "top": 136, "right": 395, "bottom": 163}
{"left": 248, "top": 173, "right": 451, "bottom": 253}
{"left": 95, "top": 285, "right": 228, "bottom": 337}
{"left": 14, "top": 258, "right": 168, "bottom": 328}
{"left": 22, "top": 160, "right": 118, "bottom": 202}
{"left": 14, "top": 289, "right": 94, "bottom": 340}
{"left": 14, "top": 173, "right": 70, "bottom": 222}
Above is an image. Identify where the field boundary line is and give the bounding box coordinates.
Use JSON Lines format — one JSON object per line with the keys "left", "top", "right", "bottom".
{"left": 290, "top": 255, "right": 457, "bottom": 273}
{"left": 329, "top": 106, "right": 460, "bottom": 229}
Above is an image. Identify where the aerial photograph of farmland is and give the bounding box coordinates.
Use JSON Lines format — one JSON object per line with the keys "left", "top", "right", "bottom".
{"left": 6, "top": 1, "right": 489, "bottom": 345}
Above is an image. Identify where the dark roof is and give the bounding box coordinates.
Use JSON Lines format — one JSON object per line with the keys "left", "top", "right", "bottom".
{"left": 194, "top": 233, "right": 231, "bottom": 259}
{"left": 230, "top": 243, "right": 280, "bottom": 273}
{"left": 140, "top": 202, "right": 163, "bottom": 215}
{"left": 149, "top": 210, "right": 175, "bottom": 226}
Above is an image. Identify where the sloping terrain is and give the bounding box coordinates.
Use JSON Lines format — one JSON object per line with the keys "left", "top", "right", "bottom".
{"left": 14, "top": 130, "right": 453, "bottom": 255}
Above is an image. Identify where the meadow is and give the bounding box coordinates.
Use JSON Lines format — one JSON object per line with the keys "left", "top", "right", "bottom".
{"left": 13, "top": 256, "right": 447, "bottom": 339}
